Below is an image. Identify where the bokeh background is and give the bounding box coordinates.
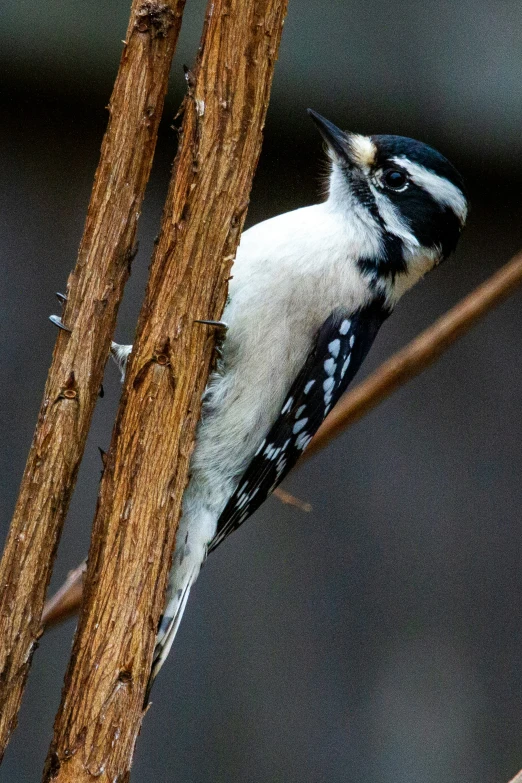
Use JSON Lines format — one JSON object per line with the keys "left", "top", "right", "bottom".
{"left": 1, "top": 1, "right": 522, "bottom": 781}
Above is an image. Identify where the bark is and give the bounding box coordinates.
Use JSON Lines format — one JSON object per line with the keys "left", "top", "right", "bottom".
{"left": 40, "top": 248, "right": 522, "bottom": 631}
{"left": 43, "top": 0, "right": 287, "bottom": 780}
{"left": 0, "top": 0, "right": 185, "bottom": 761}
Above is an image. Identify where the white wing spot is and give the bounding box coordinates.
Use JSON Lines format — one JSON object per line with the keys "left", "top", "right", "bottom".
{"left": 303, "top": 380, "right": 315, "bottom": 394}
{"left": 323, "top": 377, "right": 335, "bottom": 393}
{"left": 293, "top": 418, "right": 308, "bottom": 434}
{"left": 339, "top": 319, "right": 351, "bottom": 335}
{"left": 236, "top": 493, "right": 249, "bottom": 510}
{"left": 328, "top": 339, "right": 340, "bottom": 358}
{"left": 281, "top": 397, "right": 293, "bottom": 414}
{"left": 324, "top": 358, "right": 336, "bottom": 376}
{"left": 324, "top": 392, "right": 332, "bottom": 406}
{"left": 295, "top": 405, "right": 306, "bottom": 419}
{"left": 341, "top": 355, "right": 351, "bottom": 378}
{"left": 276, "top": 455, "right": 287, "bottom": 475}
{"left": 264, "top": 444, "right": 275, "bottom": 458}
{"left": 295, "top": 432, "right": 311, "bottom": 450}
{"left": 349, "top": 335, "right": 355, "bottom": 348}
{"left": 255, "top": 439, "right": 266, "bottom": 456}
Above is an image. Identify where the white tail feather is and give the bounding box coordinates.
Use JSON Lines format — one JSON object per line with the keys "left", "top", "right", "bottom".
{"left": 144, "top": 565, "right": 197, "bottom": 704}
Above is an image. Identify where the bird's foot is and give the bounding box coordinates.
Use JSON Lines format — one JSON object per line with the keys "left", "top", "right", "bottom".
{"left": 48, "top": 314, "right": 72, "bottom": 332}
{"left": 194, "top": 319, "right": 228, "bottom": 331}
{"left": 49, "top": 292, "right": 71, "bottom": 332}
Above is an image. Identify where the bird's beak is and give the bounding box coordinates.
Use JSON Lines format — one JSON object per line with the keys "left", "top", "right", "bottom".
{"left": 307, "top": 109, "right": 356, "bottom": 165}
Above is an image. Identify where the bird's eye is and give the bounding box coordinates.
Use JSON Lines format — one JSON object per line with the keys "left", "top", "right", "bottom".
{"left": 382, "top": 168, "right": 408, "bottom": 190}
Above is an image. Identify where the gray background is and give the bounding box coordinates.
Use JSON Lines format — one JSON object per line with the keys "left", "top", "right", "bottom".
{"left": 1, "top": 1, "right": 522, "bottom": 781}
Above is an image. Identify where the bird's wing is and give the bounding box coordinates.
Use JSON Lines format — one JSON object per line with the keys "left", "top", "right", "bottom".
{"left": 208, "top": 299, "right": 389, "bottom": 553}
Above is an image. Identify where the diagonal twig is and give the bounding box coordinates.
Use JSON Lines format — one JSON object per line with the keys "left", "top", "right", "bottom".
{"left": 304, "top": 250, "right": 522, "bottom": 459}
{"left": 41, "top": 562, "right": 87, "bottom": 629}
{"left": 41, "top": 250, "right": 522, "bottom": 634}
{"left": 273, "top": 487, "right": 313, "bottom": 512}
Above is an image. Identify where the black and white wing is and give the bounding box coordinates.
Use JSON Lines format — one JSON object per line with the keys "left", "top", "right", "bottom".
{"left": 208, "top": 299, "right": 389, "bottom": 553}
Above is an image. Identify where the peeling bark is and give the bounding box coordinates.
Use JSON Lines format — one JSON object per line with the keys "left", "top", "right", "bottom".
{"left": 0, "top": 0, "right": 185, "bottom": 760}
{"left": 43, "top": 0, "right": 288, "bottom": 780}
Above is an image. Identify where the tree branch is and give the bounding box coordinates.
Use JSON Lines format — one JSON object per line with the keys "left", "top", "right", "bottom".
{"left": 0, "top": 0, "right": 185, "bottom": 760}
{"left": 273, "top": 487, "right": 313, "bottom": 512}
{"left": 43, "top": 1, "right": 287, "bottom": 780}
{"left": 305, "top": 250, "right": 522, "bottom": 459}
{"left": 40, "top": 250, "right": 522, "bottom": 632}
{"left": 41, "top": 562, "right": 87, "bottom": 630}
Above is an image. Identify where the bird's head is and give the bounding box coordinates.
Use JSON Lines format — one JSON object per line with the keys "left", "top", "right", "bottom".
{"left": 308, "top": 109, "right": 468, "bottom": 299}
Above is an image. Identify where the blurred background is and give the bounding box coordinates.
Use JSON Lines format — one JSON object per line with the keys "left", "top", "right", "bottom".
{"left": 1, "top": 1, "right": 522, "bottom": 781}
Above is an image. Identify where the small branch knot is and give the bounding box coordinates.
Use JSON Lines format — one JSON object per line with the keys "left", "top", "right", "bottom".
{"left": 53, "top": 372, "right": 79, "bottom": 405}
{"left": 135, "top": 2, "right": 175, "bottom": 38}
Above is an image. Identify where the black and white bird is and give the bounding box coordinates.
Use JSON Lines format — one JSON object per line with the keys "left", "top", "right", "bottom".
{"left": 107, "top": 110, "right": 468, "bottom": 695}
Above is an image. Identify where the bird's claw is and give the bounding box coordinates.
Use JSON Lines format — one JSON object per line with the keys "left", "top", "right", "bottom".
{"left": 194, "top": 319, "right": 228, "bottom": 331}
{"left": 49, "top": 314, "right": 72, "bottom": 333}
{"left": 50, "top": 292, "right": 70, "bottom": 331}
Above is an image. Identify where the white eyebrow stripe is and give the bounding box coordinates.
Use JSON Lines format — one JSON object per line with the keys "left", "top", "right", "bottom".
{"left": 392, "top": 157, "right": 468, "bottom": 224}
{"left": 369, "top": 184, "right": 420, "bottom": 250}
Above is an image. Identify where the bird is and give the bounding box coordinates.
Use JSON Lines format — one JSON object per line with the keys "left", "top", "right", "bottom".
{"left": 52, "top": 109, "right": 468, "bottom": 698}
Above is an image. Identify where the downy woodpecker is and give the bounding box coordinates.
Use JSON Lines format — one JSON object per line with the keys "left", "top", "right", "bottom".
{"left": 95, "top": 110, "right": 468, "bottom": 697}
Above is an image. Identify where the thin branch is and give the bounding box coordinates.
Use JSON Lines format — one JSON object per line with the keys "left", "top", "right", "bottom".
{"left": 0, "top": 0, "right": 185, "bottom": 760}
{"left": 41, "top": 562, "right": 87, "bottom": 629}
{"left": 40, "top": 250, "right": 522, "bottom": 632}
{"left": 509, "top": 771, "right": 522, "bottom": 783}
{"left": 305, "top": 251, "right": 522, "bottom": 459}
{"left": 273, "top": 487, "right": 313, "bottom": 512}
{"left": 43, "top": 1, "right": 288, "bottom": 780}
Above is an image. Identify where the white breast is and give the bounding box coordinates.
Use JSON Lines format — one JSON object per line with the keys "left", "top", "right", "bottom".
{"left": 188, "top": 201, "right": 377, "bottom": 514}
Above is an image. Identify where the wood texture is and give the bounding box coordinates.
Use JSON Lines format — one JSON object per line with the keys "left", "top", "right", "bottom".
{"left": 43, "top": 0, "right": 288, "bottom": 780}
{"left": 305, "top": 250, "right": 522, "bottom": 458}
{"left": 0, "top": 0, "right": 185, "bottom": 760}
{"left": 40, "top": 249, "right": 522, "bottom": 631}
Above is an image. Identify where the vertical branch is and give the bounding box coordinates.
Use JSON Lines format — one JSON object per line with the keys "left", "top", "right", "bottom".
{"left": 38, "top": 250, "right": 522, "bottom": 632}
{"left": 0, "top": 0, "right": 185, "bottom": 759}
{"left": 43, "top": 0, "right": 288, "bottom": 780}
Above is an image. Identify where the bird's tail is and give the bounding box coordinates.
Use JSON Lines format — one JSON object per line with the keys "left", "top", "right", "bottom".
{"left": 144, "top": 564, "right": 197, "bottom": 705}
{"left": 143, "top": 500, "right": 215, "bottom": 704}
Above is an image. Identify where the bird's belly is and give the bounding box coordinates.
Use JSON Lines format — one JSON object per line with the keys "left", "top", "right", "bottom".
{"left": 188, "top": 320, "right": 308, "bottom": 514}
{"left": 187, "top": 263, "right": 369, "bottom": 517}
